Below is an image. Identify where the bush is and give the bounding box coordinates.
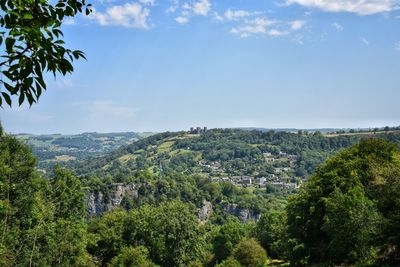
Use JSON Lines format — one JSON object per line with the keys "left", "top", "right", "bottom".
{"left": 232, "top": 238, "right": 267, "bottom": 267}
{"left": 109, "top": 246, "right": 157, "bottom": 267}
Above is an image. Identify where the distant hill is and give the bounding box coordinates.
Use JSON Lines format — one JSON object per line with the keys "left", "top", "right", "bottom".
{"left": 239, "top": 126, "right": 399, "bottom": 134}
{"left": 16, "top": 132, "right": 155, "bottom": 174}
{"left": 238, "top": 127, "right": 341, "bottom": 133}
{"left": 71, "top": 128, "right": 400, "bottom": 182}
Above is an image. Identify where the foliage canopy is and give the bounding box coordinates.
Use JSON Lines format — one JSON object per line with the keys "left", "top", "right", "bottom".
{"left": 0, "top": 0, "right": 91, "bottom": 107}
{"left": 286, "top": 139, "right": 400, "bottom": 266}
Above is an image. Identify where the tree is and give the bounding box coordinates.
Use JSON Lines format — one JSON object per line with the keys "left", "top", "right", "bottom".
{"left": 87, "top": 209, "right": 128, "bottom": 266}
{"left": 254, "top": 211, "right": 287, "bottom": 259}
{"left": 124, "top": 201, "right": 205, "bottom": 266}
{"left": 286, "top": 139, "right": 400, "bottom": 266}
{"left": 89, "top": 200, "right": 205, "bottom": 267}
{"left": 232, "top": 238, "right": 267, "bottom": 267}
{"left": 0, "top": 128, "right": 92, "bottom": 266}
{"left": 48, "top": 167, "right": 91, "bottom": 266}
{"left": 212, "top": 219, "right": 251, "bottom": 262}
{"left": 51, "top": 167, "right": 87, "bottom": 219}
{"left": 0, "top": 0, "right": 92, "bottom": 107}
{"left": 109, "top": 246, "right": 158, "bottom": 267}
{"left": 322, "top": 186, "right": 380, "bottom": 263}
{"left": 0, "top": 130, "right": 43, "bottom": 265}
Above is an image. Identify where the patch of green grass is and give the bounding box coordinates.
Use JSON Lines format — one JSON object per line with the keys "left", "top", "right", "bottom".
{"left": 158, "top": 141, "right": 175, "bottom": 152}
{"left": 118, "top": 154, "right": 137, "bottom": 163}
{"left": 169, "top": 149, "right": 191, "bottom": 156}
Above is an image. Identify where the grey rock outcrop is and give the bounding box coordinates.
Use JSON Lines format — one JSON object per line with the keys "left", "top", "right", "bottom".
{"left": 222, "top": 203, "right": 261, "bottom": 223}
{"left": 198, "top": 200, "right": 213, "bottom": 224}
{"left": 87, "top": 183, "right": 138, "bottom": 215}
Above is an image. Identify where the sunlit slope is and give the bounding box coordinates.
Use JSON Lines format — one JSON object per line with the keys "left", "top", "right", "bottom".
{"left": 73, "top": 128, "right": 400, "bottom": 179}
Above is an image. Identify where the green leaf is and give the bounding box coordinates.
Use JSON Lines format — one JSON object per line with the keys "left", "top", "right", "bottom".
{"left": 23, "top": 14, "right": 33, "bottom": 20}
{"left": 36, "top": 76, "right": 46, "bottom": 90}
{"left": 0, "top": 0, "right": 91, "bottom": 107}
{"left": 4, "top": 82, "right": 15, "bottom": 94}
{"left": 5, "top": 37, "right": 15, "bottom": 53}
{"left": 26, "top": 91, "right": 35, "bottom": 105}
{"left": 2, "top": 71, "right": 14, "bottom": 81}
{"left": 18, "top": 93, "right": 25, "bottom": 106}
{"left": 1, "top": 92, "right": 12, "bottom": 106}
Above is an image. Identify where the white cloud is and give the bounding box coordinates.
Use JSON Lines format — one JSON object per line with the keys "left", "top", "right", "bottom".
{"left": 175, "top": 15, "right": 189, "bottom": 24}
{"left": 224, "top": 9, "right": 251, "bottom": 21}
{"left": 332, "top": 21, "right": 344, "bottom": 31}
{"left": 285, "top": 0, "right": 398, "bottom": 15}
{"left": 166, "top": 0, "right": 179, "bottom": 13}
{"left": 230, "top": 18, "right": 305, "bottom": 38}
{"left": 192, "top": 0, "right": 211, "bottom": 16}
{"left": 89, "top": 2, "right": 151, "bottom": 29}
{"left": 291, "top": 20, "right": 305, "bottom": 30}
{"left": 64, "top": 17, "right": 76, "bottom": 25}
{"left": 361, "top": 37, "right": 370, "bottom": 45}
{"left": 231, "top": 18, "right": 276, "bottom": 37}
{"left": 139, "top": 0, "right": 155, "bottom": 5}
{"left": 174, "top": 0, "right": 211, "bottom": 24}
{"left": 269, "top": 29, "right": 290, "bottom": 36}
{"left": 213, "top": 11, "right": 224, "bottom": 21}
{"left": 97, "top": 0, "right": 117, "bottom": 4}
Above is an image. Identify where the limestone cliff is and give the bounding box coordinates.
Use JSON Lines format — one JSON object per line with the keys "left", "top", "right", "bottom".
{"left": 87, "top": 183, "right": 137, "bottom": 215}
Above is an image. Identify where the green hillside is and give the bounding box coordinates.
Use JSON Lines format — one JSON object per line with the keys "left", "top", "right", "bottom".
{"left": 73, "top": 128, "right": 400, "bottom": 185}
{"left": 16, "top": 132, "right": 154, "bottom": 174}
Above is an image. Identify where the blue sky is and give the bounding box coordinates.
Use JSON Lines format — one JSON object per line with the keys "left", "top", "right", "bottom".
{"left": 2, "top": 0, "right": 400, "bottom": 134}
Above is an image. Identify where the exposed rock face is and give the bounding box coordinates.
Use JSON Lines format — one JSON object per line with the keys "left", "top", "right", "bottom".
{"left": 198, "top": 200, "right": 213, "bottom": 224}
{"left": 87, "top": 191, "right": 107, "bottom": 214}
{"left": 87, "top": 183, "right": 137, "bottom": 215}
{"left": 111, "top": 183, "right": 137, "bottom": 206}
{"left": 222, "top": 203, "right": 261, "bottom": 223}
{"left": 87, "top": 184, "right": 260, "bottom": 223}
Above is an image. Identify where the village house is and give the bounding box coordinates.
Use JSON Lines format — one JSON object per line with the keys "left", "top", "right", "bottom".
{"left": 254, "top": 177, "right": 267, "bottom": 186}
{"left": 241, "top": 176, "right": 252, "bottom": 186}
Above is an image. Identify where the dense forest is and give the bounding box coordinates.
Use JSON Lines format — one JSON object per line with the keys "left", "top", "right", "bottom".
{"left": 2, "top": 124, "right": 400, "bottom": 266}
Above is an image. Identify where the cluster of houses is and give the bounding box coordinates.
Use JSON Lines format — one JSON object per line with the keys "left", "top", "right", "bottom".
{"left": 198, "top": 150, "right": 301, "bottom": 189}
{"left": 210, "top": 175, "right": 300, "bottom": 189}
{"left": 263, "top": 152, "right": 297, "bottom": 165}
{"left": 199, "top": 160, "right": 222, "bottom": 173}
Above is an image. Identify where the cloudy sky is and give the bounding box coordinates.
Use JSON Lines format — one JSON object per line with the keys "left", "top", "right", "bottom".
{"left": 2, "top": 0, "right": 400, "bottom": 133}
